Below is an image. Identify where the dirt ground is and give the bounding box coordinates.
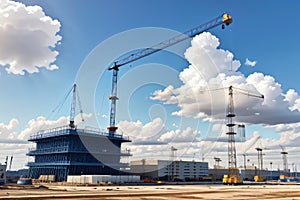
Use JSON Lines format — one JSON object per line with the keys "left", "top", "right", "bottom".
{"left": 1, "top": 184, "right": 300, "bottom": 200}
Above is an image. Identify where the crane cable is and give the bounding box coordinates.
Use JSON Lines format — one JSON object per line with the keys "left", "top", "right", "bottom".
{"left": 48, "top": 85, "right": 74, "bottom": 120}
{"left": 46, "top": 84, "right": 86, "bottom": 126}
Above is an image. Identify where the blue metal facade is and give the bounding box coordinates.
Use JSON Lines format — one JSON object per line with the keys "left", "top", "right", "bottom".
{"left": 27, "top": 126, "right": 131, "bottom": 182}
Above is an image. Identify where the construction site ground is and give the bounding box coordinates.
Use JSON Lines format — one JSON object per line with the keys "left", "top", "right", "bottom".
{"left": 1, "top": 184, "right": 300, "bottom": 199}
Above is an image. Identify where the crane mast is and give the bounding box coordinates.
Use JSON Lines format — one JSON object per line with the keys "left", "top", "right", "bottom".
{"left": 69, "top": 84, "right": 84, "bottom": 129}
{"left": 108, "top": 66, "right": 119, "bottom": 135}
{"left": 107, "top": 13, "right": 233, "bottom": 135}
{"left": 69, "top": 84, "right": 77, "bottom": 128}
{"left": 226, "top": 86, "right": 239, "bottom": 180}
{"left": 242, "top": 135, "right": 260, "bottom": 171}
{"left": 254, "top": 147, "right": 264, "bottom": 182}
{"left": 223, "top": 86, "right": 264, "bottom": 184}
{"left": 280, "top": 145, "right": 289, "bottom": 173}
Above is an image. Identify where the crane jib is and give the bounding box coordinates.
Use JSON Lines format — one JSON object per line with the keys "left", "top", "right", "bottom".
{"left": 108, "top": 13, "right": 232, "bottom": 70}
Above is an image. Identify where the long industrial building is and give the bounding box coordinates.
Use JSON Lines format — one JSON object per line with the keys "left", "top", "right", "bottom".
{"left": 130, "top": 159, "right": 208, "bottom": 181}
{"left": 27, "top": 126, "right": 131, "bottom": 182}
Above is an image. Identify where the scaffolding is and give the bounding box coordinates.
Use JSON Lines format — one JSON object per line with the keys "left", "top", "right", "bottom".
{"left": 27, "top": 126, "right": 131, "bottom": 182}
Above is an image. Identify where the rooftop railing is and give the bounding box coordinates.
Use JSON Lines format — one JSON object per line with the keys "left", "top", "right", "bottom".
{"left": 28, "top": 125, "right": 130, "bottom": 141}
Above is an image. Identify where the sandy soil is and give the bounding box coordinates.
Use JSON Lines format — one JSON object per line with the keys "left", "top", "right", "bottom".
{"left": 1, "top": 184, "right": 300, "bottom": 199}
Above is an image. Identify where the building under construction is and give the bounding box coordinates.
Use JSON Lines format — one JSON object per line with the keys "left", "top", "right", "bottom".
{"left": 27, "top": 125, "right": 131, "bottom": 182}
{"left": 27, "top": 85, "right": 131, "bottom": 182}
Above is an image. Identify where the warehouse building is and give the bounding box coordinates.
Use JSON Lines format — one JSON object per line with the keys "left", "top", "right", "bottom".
{"left": 130, "top": 159, "right": 208, "bottom": 181}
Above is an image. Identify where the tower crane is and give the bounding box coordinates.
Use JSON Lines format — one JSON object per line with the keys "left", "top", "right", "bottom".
{"left": 5, "top": 156, "right": 8, "bottom": 166}
{"left": 106, "top": 13, "right": 233, "bottom": 136}
{"left": 214, "top": 157, "right": 222, "bottom": 168}
{"left": 254, "top": 147, "right": 264, "bottom": 182}
{"left": 69, "top": 84, "right": 84, "bottom": 129}
{"left": 253, "top": 138, "right": 271, "bottom": 182}
{"left": 242, "top": 134, "right": 260, "bottom": 178}
{"left": 223, "top": 86, "right": 264, "bottom": 184}
{"left": 170, "top": 146, "right": 178, "bottom": 181}
{"left": 242, "top": 135, "right": 261, "bottom": 158}
{"left": 237, "top": 124, "right": 246, "bottom": 142}
{"left": 9, "top": 155, "right": 13, "bottom": 171}
{"left": 280, "top": 145, "right": 289, "bottom": 174}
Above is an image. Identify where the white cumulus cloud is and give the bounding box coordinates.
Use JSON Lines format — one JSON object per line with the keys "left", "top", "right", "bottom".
{"left": 159, "top": 127, "right": 200, "bottom": 143}
{"left": 18, "top": 113, "right": 92, "bottom": 140}
{"left": 0, "top": 113, "right": 92, "bottom": 169}
{"left": 2, "top": 115, "right": 299, "bottom": 171}
{"left": 152, "top": 32, "right": 300, "bottom": 125}
{"left": 0, "top": 0, "right": 61, "bottom": 75}
{"left": 0, "top": 118, "right": 19, "bottom": 140}
{"left": 118, "top": 118, "right": 166, "bottom": 143}
{"left": 245, "top": 58, "right": 257, "bottom": 67}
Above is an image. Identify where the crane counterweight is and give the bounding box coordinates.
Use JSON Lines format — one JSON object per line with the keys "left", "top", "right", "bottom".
{"left": 222, "top": 13, "right": 233, "bottom": 26}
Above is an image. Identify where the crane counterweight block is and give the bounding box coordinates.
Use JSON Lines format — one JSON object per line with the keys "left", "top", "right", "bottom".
{"left": 222, "top": 13, "right": 233, "bottom": 26}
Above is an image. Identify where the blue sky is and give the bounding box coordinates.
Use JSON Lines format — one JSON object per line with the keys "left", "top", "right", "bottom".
{"left": 1, "top": 0, "right": 300, "bottom": 170}
{"left": 1, "top": 0, "right": 299, "bottom": 126}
